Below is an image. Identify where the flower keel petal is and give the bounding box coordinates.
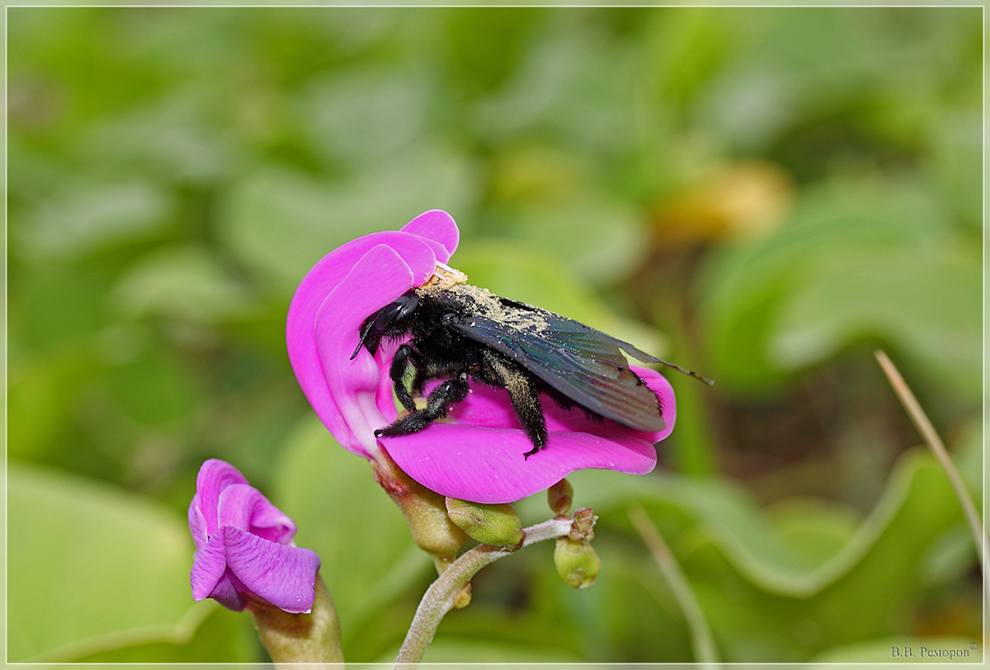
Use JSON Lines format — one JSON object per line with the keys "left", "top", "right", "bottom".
{"left": 222, "top": 526, "right": 321, "bottom": 614}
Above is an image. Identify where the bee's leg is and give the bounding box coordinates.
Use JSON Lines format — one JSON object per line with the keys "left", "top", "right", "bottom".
{"left": 390, "top": 344, "right": 423, "bottom": 413}
{"left": 409, "top": 364, "right": 429, "bottom": 399}
{"left": 483, "top": 352, "right": 547, "bottom": 458}
{"left": 377, "top": 374, "right": 469, "bottom": 438}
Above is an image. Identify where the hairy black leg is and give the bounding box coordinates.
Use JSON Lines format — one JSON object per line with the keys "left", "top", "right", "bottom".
{"left": 484, "top": 351, "right": 547, "bottom": 458}
{"left": 376, "top": 374, "right": 470, "bottom": 438}
{"left": 390, "top": 344, "right": 423, "bottom": 413}
{"left": 409, "top": 365, "right": 429, "bottom": 400}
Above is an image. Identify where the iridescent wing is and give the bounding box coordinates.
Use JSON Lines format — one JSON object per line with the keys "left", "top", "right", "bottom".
{"left": 447, "top": 296, "right": 666, "bottom": 432}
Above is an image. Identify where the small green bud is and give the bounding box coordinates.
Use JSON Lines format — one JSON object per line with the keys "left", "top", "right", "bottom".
{"left": 554, "top": 537, "right": 601, "bottom": 590}
{"left": 547, "top": 478, "right": 573, "bottom": 515}
{"left": 445, "top": 498, "right": 524, "bottom": 547}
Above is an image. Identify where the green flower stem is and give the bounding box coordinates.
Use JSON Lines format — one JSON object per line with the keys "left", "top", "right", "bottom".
{"left": 394, "top": 516, "right": 575, "bottom": 668}
{"left": 628, "top": 505, "right": 720, "bottom": 666}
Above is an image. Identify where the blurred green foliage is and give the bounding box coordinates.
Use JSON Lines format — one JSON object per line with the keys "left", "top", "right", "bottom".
{"left": 7, "top": 6, "right": 982, "bottom": 664}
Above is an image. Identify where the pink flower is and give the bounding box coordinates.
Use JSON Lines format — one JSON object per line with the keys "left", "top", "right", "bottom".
{"left": 188, "top": 459, "right": 321, "bottom": 613}
{"left": 286, "top": 210, "right": 675, "bottom": 504}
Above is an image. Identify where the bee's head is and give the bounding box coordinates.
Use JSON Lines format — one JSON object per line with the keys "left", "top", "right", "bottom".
{"left": 351, "top": 291, "right": 421, "bottom": 359}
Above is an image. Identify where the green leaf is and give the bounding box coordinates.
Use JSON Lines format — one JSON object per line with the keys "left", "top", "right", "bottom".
{"left": 302, "top": 66, "right": 433, "bottom": 167}
{"left": 74, "top": 96, "right": 235, "bottom": 186}
{"left": 553, "top": 446, "right": 969, "bottom": 661}
{"left": 112, "top": 246, "right": 256, "bottom": 323}
{"left": 7, "top": 340, "right": 103, "bottom": 460}
{"left": 474, "top": 30, "right": 641, "bottom": 156}
{"left": 699, "top": 176, "right": 980, "bottom": 400}
{"left": 71, "top": 604, "right": 259, "bottom": 663}
{"left": 218, "top": 149, "right": 479, "bottom": 294}
{"left": 770, "top": 247, "right": 981, "bottom": 398}
{"left": 18, "top": 180, "right": 175, "bottom": 260}
{"left": 103, "top": 345, "right": 200, "bottom": 426}
{"left": 8, "top": 463, "right": 198, "bottom": 662}
{"left": 500, "top": 196, "right": 651, "bottom": 286}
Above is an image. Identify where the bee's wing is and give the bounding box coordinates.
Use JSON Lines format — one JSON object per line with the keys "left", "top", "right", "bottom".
{"left": 448, "top": 304, "right": 666, "bottom": 432}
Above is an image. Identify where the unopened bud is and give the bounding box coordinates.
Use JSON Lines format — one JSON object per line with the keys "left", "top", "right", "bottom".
{"left": 445, "top": 498, "right": 524, "bottom": 547}
{"left": 547, "top": 479, "right": 573, "bottom": 515}
{"left": 570, "top": 508, "right": 596, "bottom": 541}
{"left": 554, "top": 537, "right": 601, "bottom": 589}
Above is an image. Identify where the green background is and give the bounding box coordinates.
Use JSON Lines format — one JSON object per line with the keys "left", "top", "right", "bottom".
{"left": 7, "top": 6, "right": 983, "bottom": 664}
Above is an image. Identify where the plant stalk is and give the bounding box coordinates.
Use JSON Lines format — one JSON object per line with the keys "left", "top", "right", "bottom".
{"left": 393, "top": 516, "right": 574, "bottom": 668}
{"left": 874, "top": 350, "right": 987, "bottom": 604}
{"left": 629, "top": 505, "right": 720, "bottom": 667}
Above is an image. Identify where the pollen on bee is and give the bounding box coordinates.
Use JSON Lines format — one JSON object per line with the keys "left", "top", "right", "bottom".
{"left": 423, "top": 262, "right": 468, "bottom": 289}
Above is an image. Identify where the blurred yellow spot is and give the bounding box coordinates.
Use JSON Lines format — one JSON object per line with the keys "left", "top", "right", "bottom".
{"left": 653, "top": 161, "right": 794, "bottom": 245}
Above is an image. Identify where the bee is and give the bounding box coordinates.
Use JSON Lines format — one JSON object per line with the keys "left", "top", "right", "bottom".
{"left": 352, "top": 263, "right": 711, "bottom": 458}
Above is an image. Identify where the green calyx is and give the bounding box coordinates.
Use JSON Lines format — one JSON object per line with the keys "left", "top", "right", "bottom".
{"left": 248, "top": 573, "right": 343, "bottom": 664}
{"left": 372, "top": 451, "right": 469, "bottom": 569}
{"left": 445, "top": 498, "right": 524, "bottom": 547}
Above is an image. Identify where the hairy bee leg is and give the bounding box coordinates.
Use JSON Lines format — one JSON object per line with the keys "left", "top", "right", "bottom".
{"left": 390, "top": 344, "right": 424, "bottom": 413}
{"left": 409, "top": 365, "right": 429, "bottom": 399}
{"left": 484, "top": 352, "right": 547, "bottom": 458}
{"left": 376, "top": 375, "right": 470, "bottom": 438}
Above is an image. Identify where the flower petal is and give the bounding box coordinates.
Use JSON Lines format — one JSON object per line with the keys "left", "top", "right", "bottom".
{"left": 287, "top": 231, "right": 441, "bottom": 457}
{"left": 633, "top": 366, "right": 676, "bottom": 442}
{"left": 312, "top": 243, "right": 432, "bottom": 457}
{"left": 216, "top": 484, "right": 297, "bottom": 545}
{"left": 190, "top": 533, "right": 232, "bottom": 602}
{"left": 222, "top": 526, "right": 321, "bottom": 614}
{"left": 205, "top": 570, "right": 246, "bottom": 612}
{"left": 193, "top": 459, "right": 249, "bottom": 539}
{"left": 381, "top": 424, "right": 657, "bottom": 504}
{"left": 400, "top": 209, "right": 459, "bottom": 263}
{"left": 433, "top": 381, "right": 520, "bottom": 429}
{"left": 188, "top": 495, "right": 208, "bottom": 550}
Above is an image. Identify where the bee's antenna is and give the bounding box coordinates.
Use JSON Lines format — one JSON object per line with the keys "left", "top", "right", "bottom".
{"left": 656, "top": 359, "right": 714, "bottom": 386}
{"left": 350, "top": 328, "right": 377, "bottom": 360}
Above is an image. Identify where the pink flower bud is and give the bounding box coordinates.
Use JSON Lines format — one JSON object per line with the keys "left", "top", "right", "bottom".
{"left": 188, "top": 459, "right": 320, "bottom": 613}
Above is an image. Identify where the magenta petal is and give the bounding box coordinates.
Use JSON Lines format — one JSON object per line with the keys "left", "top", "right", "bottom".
{"left": 289, "top": 234, "right": 439, "bottom": 458}
{"left": 194, "top": 460, "right": 249, "bottom": 539}
{"left": 222, "top": 526, "right": 321, "bottom": 614}
{"left": 400, "top": 209, "right": 459, "bottom": 263}
{"left": 188, "top": 496, "right": 208, "bottom": 550}
{"left": 436, "top": 382, "right": 520, "bottom": 429}
{"left": 216, "top": 484, "right": 297, "bottom": 544}
{"left": 382, "top": 424, "right": 657, "bottom": 504}
{"left": 313, "top": 243, "right": 432, "bottom": 457}
{"left": 190, "top": 533, "right": 231, "bottom": 602}
{"left": 205, "top": 571, "right": 246, "bottom": 611}
{"left": 633, "top": 366, "right": 676, "bottom": 442}
{"left": 247, "top": 496, "right": 298, "bottom": 546}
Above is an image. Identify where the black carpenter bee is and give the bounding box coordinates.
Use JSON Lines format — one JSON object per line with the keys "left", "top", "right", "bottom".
{"left": 351, "top": 263, "right": 711, "bottom": 458}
